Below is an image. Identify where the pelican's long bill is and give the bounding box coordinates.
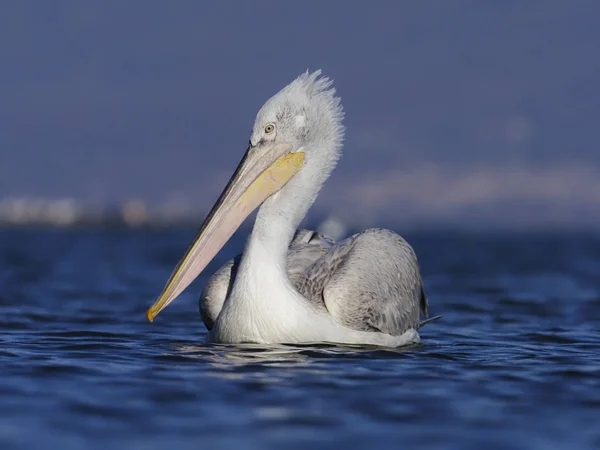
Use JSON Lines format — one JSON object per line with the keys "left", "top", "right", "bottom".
{"left": 146, "top": 142, "right": 304, "bottom": 322}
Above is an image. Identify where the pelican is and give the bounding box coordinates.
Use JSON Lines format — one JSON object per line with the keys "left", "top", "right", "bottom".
{"left": 147, "top": 71, "right": 439, "bottom": 347}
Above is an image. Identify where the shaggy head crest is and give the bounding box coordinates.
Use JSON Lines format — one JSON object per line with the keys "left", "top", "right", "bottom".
{"left": 251, "top": 70, "right": 345, "bottom": 151}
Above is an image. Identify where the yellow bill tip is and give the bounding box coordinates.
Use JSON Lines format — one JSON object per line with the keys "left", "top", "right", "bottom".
{"left": 146, "top": 308, "right": 155, "bottom": 323}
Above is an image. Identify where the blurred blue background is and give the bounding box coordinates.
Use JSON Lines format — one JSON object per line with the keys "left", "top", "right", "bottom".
{"left": 1, "top": 0, "right": 598, "bottom": 230}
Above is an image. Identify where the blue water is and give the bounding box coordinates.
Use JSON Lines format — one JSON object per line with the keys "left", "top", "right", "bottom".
{"left": 1, "top": 228, "right": 599, "bottom": 449}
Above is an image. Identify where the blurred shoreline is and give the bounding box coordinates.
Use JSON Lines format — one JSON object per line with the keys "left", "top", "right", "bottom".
{"left": 0, "top": 197, "right": 202, "bottom": 229}
{"left": 5, "top": 163, "right": 598, "bottom": 232}
{"left": 0, "top": 195, "right": 597, "bottom": 234}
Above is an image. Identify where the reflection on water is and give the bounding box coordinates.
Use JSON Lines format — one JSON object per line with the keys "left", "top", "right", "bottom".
{"left": 174, "top": 342, "right": 422, "bottom": 381}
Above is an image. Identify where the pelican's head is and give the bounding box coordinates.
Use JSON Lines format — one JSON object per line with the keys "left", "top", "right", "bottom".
{"left": 146, "top": 70, "right": 344, "bottom": 322}
{"left": 250, "top": 70, "right": 344, "bottom": 169}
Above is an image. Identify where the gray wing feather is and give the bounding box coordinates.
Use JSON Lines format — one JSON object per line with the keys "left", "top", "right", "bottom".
{"left": 296, "top": 228, "right": 429, "bottom": 336}
{"left": 199, "top": 229, "right": 334, "bottom": 329}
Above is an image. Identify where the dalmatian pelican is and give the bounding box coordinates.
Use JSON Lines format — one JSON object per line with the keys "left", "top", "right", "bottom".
{"left": 147, "top": 71, "right": 439, "bottom": 346}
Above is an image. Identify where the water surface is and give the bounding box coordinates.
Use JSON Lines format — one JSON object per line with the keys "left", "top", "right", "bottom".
{"left": 1, "top": 229, "right": 599, "bottom": 449}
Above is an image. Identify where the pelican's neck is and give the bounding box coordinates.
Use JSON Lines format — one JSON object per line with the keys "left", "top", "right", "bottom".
{"left": 246, "top": 161, "right": 322, "bottom": 267}
{"left": 241, "top": 142, "right": 338, "bottom": 280}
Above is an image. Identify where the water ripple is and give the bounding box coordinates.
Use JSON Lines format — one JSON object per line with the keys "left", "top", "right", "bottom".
{"left": 0, "top": 230, "right": 599, "bottom": 449}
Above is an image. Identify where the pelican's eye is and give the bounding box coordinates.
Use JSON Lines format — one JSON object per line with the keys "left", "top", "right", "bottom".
{"left": 264, "top": 123, "right": 275, "bottom": 134}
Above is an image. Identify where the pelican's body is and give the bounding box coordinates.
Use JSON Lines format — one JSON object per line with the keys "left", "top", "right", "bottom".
{"left": 147, "top": 71, "right": 438, "bottom": 347}
{"left": 200, "top": 229, "right": 335, "bottom": 330}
